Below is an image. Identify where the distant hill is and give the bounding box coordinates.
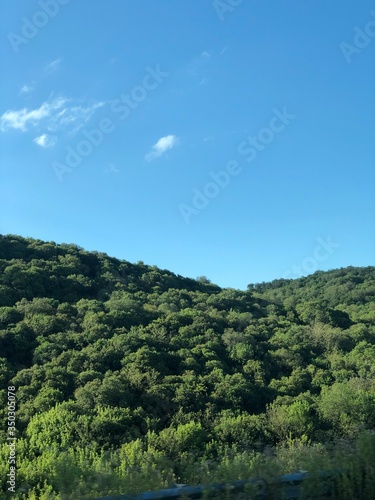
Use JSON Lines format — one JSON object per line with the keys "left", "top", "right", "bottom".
{"left": 0, "top": 234, "right": 374, "bottom": 498}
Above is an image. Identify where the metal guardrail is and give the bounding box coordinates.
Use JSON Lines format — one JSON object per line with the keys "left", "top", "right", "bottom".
{"left": 88, "top": 469, "right": 344, "bottom": 499}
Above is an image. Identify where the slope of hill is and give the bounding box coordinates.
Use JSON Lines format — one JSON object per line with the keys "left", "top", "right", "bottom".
{"left": 0, "top": 234, "right": 374, "bottom": 498}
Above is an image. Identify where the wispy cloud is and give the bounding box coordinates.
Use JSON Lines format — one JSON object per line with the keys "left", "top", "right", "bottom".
{"left": 145, "top": 134, "right": 179, "bottom": 161}
{"left": 33, "top": 134, "right": 57, "bottom": 148}
{"left": 20, "top": 83, "right": 34, "bottom": 95}
{"left": 105, "top": 163, "right": 120, "bottom": 173}
{"left": 44, "top": 58, "right": 62, "bottom": 73}
{"left": 0, "top": 97, "right": 105, "bottom": 136}
{"left": 0, "top": 97, "right": 67, "bottom": 132}
{"left": 49, "top": 102, "right": 105, "bottom": 132}
{"left": 188, "top": 50, "right": 211, "bottom": 77}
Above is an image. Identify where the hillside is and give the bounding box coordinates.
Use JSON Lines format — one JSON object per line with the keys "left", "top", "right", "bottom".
{"left": 0, "top": 234, "right": 374, "bottom": 499}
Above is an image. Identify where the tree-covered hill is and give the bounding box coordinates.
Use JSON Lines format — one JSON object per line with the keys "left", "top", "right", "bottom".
{"left": 0, "top": 234, "right": 374, "bottom": 499}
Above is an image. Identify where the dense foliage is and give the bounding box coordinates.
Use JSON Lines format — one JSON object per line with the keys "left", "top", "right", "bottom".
{"left": 0, "top": 234, "right": 374, "bottom": 498}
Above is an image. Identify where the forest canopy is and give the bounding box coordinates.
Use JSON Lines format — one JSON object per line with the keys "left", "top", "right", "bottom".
{"left": 0, "top": 234, "right": 374, "bottom": 498}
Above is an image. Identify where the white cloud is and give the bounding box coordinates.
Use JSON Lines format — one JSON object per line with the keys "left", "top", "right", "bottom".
{"left": 44, "top": 58, "right": 62, "bottom": 72}
{"left": 33, "top": 134, "right": 57, "bottom": 148}
{"left": 49, "top": 102, "right": 105, "bottom": 132}
{"left": 105, "top": 163, "right": 120, "bottom": 173}
{"left": 0, "top": 97, "right": 104, "bottom": 136}
{"left": 188, "top": 50, "right": 211, "bottom": 77}
{"left": 0, "top": 97, "right": 67, "bottom": 132}
{"left": 145, "top": 134, "right": 178, "bottom": 161}
{"left": 20, "top": 83, "right": 34, "bottom": 95}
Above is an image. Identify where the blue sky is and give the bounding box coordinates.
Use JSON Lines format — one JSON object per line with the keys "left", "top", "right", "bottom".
{"left": 1, "top": 0, "right": 374, "bottom": 289}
